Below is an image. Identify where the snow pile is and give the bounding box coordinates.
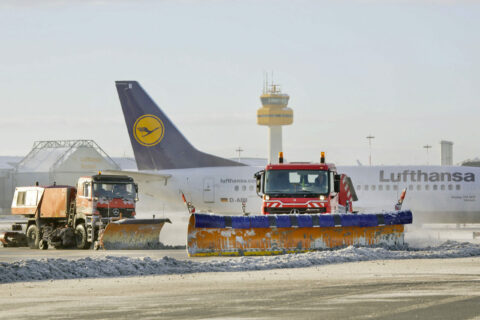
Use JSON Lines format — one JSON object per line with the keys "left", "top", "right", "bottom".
{"left": 1, "top": 241, "right": 480, "bottom": 284}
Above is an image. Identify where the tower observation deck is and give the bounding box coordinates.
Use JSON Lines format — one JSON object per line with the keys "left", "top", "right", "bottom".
{"left": 257, "top": 84, "right": 293, "bottom": 164}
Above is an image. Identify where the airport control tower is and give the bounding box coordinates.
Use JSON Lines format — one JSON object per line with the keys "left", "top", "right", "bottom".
{"left": 257, "top": 83, "right": 293, "bottom": 164}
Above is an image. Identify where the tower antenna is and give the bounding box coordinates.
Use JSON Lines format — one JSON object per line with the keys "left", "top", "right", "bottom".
{"left": 264, "top": 71, "right": 267, "bottom": 94}
{"left": 263, "top": 72, "right": 265, "bottom": 94}
{"left": 266, "top": 72, "right": 269, "bottom": 93}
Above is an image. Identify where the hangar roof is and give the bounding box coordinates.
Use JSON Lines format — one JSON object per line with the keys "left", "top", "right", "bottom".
{"left": 16, "top": 140, "right": 120, "bottom": 173}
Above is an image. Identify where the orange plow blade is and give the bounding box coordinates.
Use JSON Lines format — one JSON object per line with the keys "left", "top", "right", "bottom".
{"left": 187, "top": 211, "right": 412, "bottom": 257}
{"left": 101, "top": 218, "right": 171, "bottom": 249}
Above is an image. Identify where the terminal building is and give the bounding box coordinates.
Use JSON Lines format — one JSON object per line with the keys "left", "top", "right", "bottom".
{"left": 440, "top": 140, "right": 454, "bottom": 166}
{"left": 0, "top": 140, "right": 120, "bottom": 214}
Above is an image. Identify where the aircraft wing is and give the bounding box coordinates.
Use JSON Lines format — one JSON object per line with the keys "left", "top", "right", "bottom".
{"left": 103, "top": 170, "right": 172, "bottom": 185}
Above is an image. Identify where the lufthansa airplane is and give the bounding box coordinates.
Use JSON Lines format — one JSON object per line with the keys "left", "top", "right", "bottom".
{"left": 112, "top": 81, "right": 480, "bottom": 223}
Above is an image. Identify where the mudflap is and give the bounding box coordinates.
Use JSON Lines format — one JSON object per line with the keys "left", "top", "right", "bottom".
{"left": 101, "top": 218, "right": 171, "bottom": 250}
{"left": 187, "top": 211, "right": 413, "bottom": 257}
{"left": 0, "top": 232, "right": 28, "bottom": 247}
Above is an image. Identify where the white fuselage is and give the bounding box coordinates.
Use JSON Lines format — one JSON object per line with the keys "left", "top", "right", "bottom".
{"left": 133, "top": 164, "right": 480, "bottom": 223}
{"left": 133, "top": 166, "right": 263, "bottom": 215}
{"left": 339, "top": 165, "right": 479, "bottom": 223}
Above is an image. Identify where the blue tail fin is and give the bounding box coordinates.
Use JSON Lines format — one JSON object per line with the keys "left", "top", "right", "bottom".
{"left": 116, "top": 81, "right": 245, "bottom": 170}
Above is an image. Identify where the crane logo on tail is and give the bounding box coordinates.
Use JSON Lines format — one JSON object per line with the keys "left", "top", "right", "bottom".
{"left": 133, "top": 114, "right": 165, "bottom": 147}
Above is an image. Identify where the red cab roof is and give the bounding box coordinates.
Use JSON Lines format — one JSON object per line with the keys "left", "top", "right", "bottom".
{"left": 266, "top": 163, "right": 334, "bottom": 171}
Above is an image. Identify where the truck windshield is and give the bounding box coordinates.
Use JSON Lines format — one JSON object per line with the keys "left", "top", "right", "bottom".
{"left": 264, "top": 170, "right": 329, "bottom": 196}
{"left": 93, "top": 183, "right": 135, "bottom": 199}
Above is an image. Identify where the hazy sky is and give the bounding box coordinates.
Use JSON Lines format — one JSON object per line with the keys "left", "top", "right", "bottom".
{"left": 1, "top": 0, "right": 479, "bottom": 165}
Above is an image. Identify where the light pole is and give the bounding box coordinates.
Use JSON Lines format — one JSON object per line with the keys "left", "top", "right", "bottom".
{"left": 366, "top": 135, "right": 375, "bottom": 166}
{"left": 236, "top": 147, "right": 244, "bottom": 162}
{"left": 423, "top": 145, "right": 432, "bottom": 165}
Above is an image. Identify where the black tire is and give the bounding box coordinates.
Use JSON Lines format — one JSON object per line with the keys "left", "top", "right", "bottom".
{"left": 75, "top": 224, "right": 90, "bottom": 249}
{"left": 26, "top": 225, "right": 40, "bottom": 249}
{"left": 39, "top": 239, "right": 48, "bottom": 250}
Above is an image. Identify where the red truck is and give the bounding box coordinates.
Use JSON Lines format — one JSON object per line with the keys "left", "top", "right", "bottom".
{"left": 255, "top": 152, "right": 358, "bottom": 215}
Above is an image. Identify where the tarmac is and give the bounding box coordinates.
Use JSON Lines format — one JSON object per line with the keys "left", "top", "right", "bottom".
{"left": 2, "top": 218, "right": 480, "bottom": 319}
{"left": 1, "top": 250, "right": 480, "bottom": 319}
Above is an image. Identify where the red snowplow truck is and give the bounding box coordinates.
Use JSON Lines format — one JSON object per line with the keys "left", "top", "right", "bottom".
{"left": 0, "top": 174, "right": 170, "bottom": 250}
{"left": 187, "top": 152, "right": 412, "bottom": 256}
{"left": 255, "top": 152, "right": 358, "bottom": 215}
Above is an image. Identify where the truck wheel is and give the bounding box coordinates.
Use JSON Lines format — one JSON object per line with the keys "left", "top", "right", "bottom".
{"left": 75, "top": 224, "right": 90, "bottom": 249}
{"left": 39, "top": 239, "right": 48, "bottom": 250}
{"left": 26, "top": 225, "right": 40, "bottom": 249}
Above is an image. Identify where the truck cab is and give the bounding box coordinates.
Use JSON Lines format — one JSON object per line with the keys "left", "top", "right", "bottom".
{"left": 76, "top": 174, "right": 138, "bottom": 220}
{"left": 255, "top": 153, "right": 356, "bottom": 215}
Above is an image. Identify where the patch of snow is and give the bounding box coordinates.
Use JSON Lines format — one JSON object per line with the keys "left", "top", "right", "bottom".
{"left": 1, "top": 241, "right": 480, "bottom": 284}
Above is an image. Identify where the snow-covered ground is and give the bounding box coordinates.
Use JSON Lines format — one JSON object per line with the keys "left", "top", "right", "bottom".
{"left": 2, "top": 241, "right": 480, "bottom": 284}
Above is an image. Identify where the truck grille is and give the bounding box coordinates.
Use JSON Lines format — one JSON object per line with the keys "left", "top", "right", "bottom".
{"left": 97, "top": 207, "right": 134, "bottom": 218}
{"left": 264, "top": 207, "right": 326, "bottom": 215}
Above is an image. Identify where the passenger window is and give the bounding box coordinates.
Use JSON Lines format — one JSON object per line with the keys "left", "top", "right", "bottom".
{"left": 16, "top": 191, "right": 26, "bottom": 205}
{"left": 448, "top": 184, "right": 453, "bottom": 191}
{"left": 393, "top": 185, "right": 398, "bottom": 191}
{"left": 83, "top": 183, "right": 91, "bottom": 198}
{"left": 433, "top": 185, "right": 438, "bottom": 190}
{"left": 371, "top": 185, "right": 376, "bottom": 191}
{"left": 425, "top": 185, "right": 430, "bottom": 191}
{"left": 416, "top": 185, "right": 421, "bottom": 191}
{"left": 440, "top": 185, "right": 445, "bottom": 191}
{"left": 25, "top": 190, "right": 38, "bottom": 206}
{"left": 456, "top": 185, "right": 461, "bottom": 190}
{"left": 357, "top": 185, "right": 361, "bottom": 191}
{"left": 364, "top": 185, "right": 369, "bottom": 191}
{"left": 378, "top": 185, "right": 383, "bottom": 191}
{"left": 249, "top": 185, "right": 254, "bottom": 191}
{"left": 409, "top": 185, "right": 413, "bottom": 191}
{"left": 234, "top": 185, "right": 239, "bottom": 191}
{"left": 386, "top": 185, "right": 390, "bottom": 191}
{"left": 242, "top": 185, "right": 246, "bottom": 191}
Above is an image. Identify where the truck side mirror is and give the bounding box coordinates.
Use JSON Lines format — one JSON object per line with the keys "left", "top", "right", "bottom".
{"left": 334, "top": 174, "right": 341, "bottom": 193}
{"left": 254, "top": 170, "right": 264, "bottom": 197}
{"left": 134, "top": 183, "right": 139, "bottom": 202}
